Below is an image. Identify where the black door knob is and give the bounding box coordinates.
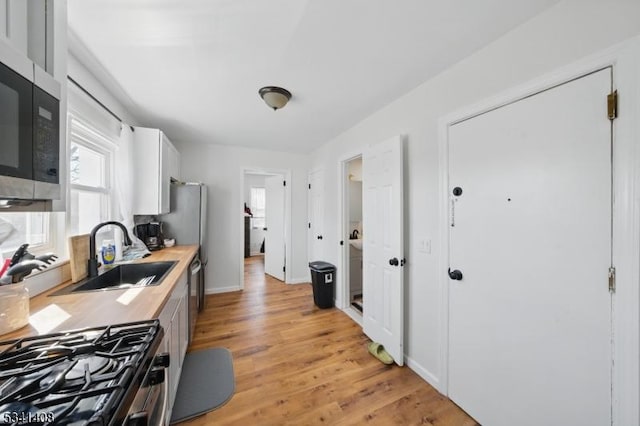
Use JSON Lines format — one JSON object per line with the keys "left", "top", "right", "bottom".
{"left": 389, "top": 257, "right": 399, "bottom": 266}
{"left": 448, "top": 268, "right": 463, "bottom": 280}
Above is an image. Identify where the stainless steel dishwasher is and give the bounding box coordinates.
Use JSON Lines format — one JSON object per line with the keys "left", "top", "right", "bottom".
{"left": 188, "top": 256, "right": 202, "bottom": 344}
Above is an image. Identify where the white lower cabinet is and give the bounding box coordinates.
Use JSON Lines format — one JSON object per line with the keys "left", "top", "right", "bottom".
{"left": 179, "top": 283, "right": 189, "bottom": 358}
{"left": 349, "top": 246, "right": 363, "bottom": 299}
{"left": 158, "top": 271, "right": 189, "bottom": 424}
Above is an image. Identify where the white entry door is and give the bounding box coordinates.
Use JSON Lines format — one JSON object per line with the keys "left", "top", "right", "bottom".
{"left": 362, "top": 136, "right": 404, "bottom": 366}
{"left": 448, "top": 69, "right": 612, "bottom": 426}
{"left": 264, "top": 175, "right": 285, "bottom": 281}
{"left": 308, "top": 169, "right": 325, "bottom": 263}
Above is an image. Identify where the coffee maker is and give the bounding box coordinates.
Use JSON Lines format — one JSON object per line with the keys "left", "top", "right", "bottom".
{"left": 135, "top": 222, "right": 164, "bottom": 251}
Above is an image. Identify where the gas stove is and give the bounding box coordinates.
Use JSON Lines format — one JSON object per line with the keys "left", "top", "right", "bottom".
{"left": 0, "top": 320, "right": 168, "bottom": 426}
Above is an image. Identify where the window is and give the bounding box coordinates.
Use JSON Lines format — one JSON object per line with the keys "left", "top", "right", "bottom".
{"left": 68, "top": 117, "right": 114, "bottom": 235}
{"left": 250, "top": 187, "right": 266, "bottom": 229}
{"left": 0, "top": 212, "right": 49, "bottom": 258}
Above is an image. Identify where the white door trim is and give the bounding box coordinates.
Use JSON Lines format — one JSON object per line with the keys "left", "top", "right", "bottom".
{"left": 239, "top": 168, "right": 292, "bottom": 289}
{"left": 336, "top": 150, "right": 364, "bottom": 311}
{"left": 437, "top": 36, "right": 640, "bottom": 425}
{"left": 307, "top": 167, "right": 325, "bottom": 266}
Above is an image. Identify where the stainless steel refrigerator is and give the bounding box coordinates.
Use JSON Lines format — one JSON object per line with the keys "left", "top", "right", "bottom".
{"left": 159, "top": 182, "right": 208, "bottom": 341}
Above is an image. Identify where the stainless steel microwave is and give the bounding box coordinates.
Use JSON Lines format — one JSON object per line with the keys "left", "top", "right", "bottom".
{"left": 0, "top": 52, "right": 60, "bottom": 209}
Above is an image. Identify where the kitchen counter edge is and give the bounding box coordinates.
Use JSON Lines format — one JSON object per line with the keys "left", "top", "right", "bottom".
{"left": 1, "top": 245, "right": 199, "bottom": 341}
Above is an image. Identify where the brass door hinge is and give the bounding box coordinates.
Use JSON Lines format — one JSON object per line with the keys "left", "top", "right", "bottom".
{"left": 608, "top": 267, "right": 616, "bottom": 293}
{"left": 607, "top": 90, "right": 618, "bottom": 120}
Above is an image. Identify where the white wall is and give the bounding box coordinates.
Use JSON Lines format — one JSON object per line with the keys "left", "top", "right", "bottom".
{"left": 244, "top": 173, "right": 266, "bottom": 255}
{"left": 308, "top": 0, "right": 640, "bottom": 386}
{"left": 348, "top": 181, "right": 362, "bottom": 224}
{"left": 174, "top": 141, "right": 309, "bottom": 292}
{"left": 67, "top": 53, "right": 140, "bottom": 125}
{"left": 347, "top": 158, "right": 363, "bottom": 233}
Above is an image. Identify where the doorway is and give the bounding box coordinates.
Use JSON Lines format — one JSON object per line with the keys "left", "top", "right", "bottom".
{"left": 343, "top": 156, "right": 364, "bottom": 315}
{"left": 336, "top": 136, "right": 405, "bottom": 366}
{"left": 241, "top": 170, "right": 290, "bottom": 287}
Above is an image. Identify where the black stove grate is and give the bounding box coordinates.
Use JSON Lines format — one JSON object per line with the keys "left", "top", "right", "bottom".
{"left": 0, "top": 320, "right": 163, "bottom": 426}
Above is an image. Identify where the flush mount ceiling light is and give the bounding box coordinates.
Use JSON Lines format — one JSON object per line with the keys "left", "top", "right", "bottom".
{"left": 259, "top": 86, "right": 292, "bottom": 111}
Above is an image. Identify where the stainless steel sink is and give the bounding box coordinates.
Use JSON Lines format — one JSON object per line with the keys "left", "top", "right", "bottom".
{"left": 51, "top": 261, "right": 177, "bottom": 295}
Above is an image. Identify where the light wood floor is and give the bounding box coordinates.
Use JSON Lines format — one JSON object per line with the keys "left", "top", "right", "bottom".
{"left": 180, "top": 256, "right": 478, "bottom": 425}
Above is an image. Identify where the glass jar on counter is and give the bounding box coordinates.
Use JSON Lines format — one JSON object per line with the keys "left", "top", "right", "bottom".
{"left": 0, "top": 282, "right": 29, "bottom": 336}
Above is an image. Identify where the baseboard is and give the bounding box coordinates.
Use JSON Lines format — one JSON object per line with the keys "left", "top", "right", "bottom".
{"left": 342, "top": 306, "right": 363, "bottom": 326}
{"left": 342, "top": 311, "right": 442, "bottom": 391}
{"left": 287, "top": 277, "right": 310, "bottom": 285}
{"left": 405, "top": 356, "right": 443, "bottom": 393}
{"left": 206, "top": 285, "right": 242, "bottom": 294}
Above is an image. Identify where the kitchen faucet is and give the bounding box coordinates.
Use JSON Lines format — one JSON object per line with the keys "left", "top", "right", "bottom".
{"left": 88, "top": 221, "right": 132, "bottom": 277}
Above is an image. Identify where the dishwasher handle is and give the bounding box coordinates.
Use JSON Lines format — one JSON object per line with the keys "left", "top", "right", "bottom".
{"left": 190, "top": 258, "right": 202, "bottom": 274}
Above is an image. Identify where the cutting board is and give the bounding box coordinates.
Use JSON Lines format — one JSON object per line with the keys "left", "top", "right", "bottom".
{"left": 69, "top": 234, "right": 90, "bottom": 283}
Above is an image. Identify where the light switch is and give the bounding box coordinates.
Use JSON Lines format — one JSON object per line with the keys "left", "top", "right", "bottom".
{"left": 418, "top": 239, "right": 431, "bottom": 254}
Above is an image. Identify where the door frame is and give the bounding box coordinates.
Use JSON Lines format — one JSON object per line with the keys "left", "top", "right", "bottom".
{"left": 307, "top": 167, "right": 324, "bottom": 270}
{"left": 239, "top": 168, "right": 292, "bottom": 289}
{"left": 437, "top": 37, "right": 640, "bottom": 425}
{"left": 336, "top": 151, "right": 365, "bottom": 322}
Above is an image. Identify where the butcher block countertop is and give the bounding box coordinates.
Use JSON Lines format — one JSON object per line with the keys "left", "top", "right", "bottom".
{"left": 2, "top": 245, "right": 199, "bottom": 341}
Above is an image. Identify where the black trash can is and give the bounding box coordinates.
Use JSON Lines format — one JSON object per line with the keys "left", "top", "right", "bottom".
{"left": 309, "top": 261, "right": 336, "bottom": 309}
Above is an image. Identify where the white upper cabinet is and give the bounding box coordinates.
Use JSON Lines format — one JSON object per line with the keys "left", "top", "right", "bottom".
{"left": 133, "top": 127, "right": 181, "bottom": 215}
{"left": 27, "top": 0, "right": 50, "bottom": 73}
{"left": 0, "top": 1, "right": 28, "bottom": 55}
{"left": 0, "top": 0, "right": 52, "bottom": 74}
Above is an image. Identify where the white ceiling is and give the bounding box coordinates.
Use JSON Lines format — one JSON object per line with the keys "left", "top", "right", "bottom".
{"left": 67, "top": 0, "right": 560, "bottom": 153}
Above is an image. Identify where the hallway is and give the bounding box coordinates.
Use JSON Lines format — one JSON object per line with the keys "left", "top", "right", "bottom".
{"left": 181, "top": 256, "right": 477, "bottom": 425}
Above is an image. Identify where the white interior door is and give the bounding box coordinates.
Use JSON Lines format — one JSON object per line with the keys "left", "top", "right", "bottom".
{"left": 448, "top": 69, "right": 612, "bottom": 426}
{"left": 264, "top": 175, "right": 285, "bottom": 281}
{"left": 308, "top": 170, "right": 325, "bottom": 262}
{"left": 362, "top": 136, "right": 404, "bottom": 366}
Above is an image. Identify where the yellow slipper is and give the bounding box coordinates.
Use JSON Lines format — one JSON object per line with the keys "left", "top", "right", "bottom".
{"left": 367, "top": 342, "right": 394, "bottom": 365}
